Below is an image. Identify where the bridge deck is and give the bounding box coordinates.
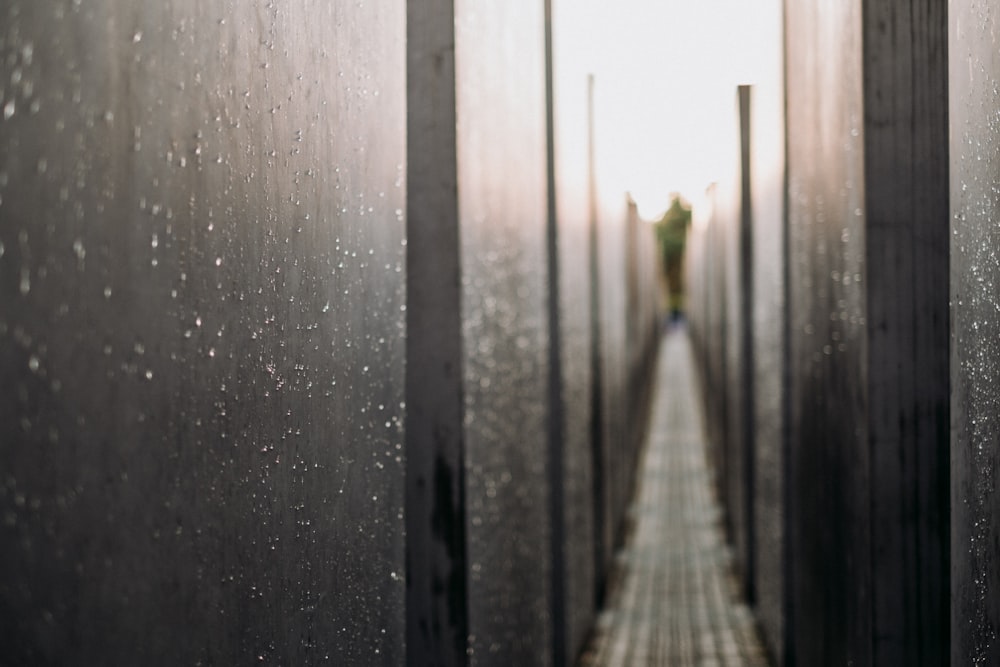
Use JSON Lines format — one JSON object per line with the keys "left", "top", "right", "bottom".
{"left": 579, "top": 328, "right": 770, "bottom": 667}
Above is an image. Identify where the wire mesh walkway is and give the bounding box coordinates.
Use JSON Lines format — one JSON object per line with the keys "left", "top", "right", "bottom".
{"left": 579, "top": 327, "right": 770, "bottom": 666}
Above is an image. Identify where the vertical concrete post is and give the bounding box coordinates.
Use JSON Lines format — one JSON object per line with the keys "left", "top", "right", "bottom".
{"left": 723, "top": 137, "right": 742, "bottom": 557}
{"left": 406, "top": 1, "right": 468, "bottom": 664}
{"left": 408, "top": 3, "right": 553, "bottom": 664}
{"left": 455, "top": 6, "right": 551, "bottom": 661}
{"left": 0, "top": 1, "right": 408, "bottom": 664}
{"left": 747, "top": 6, "right": 789, "bottom": 658}
{"left": 785, "top": 4, "right": 869, "bottom": 663}
{"left": 542, "top": 2, "right": 568, "bottom": 664}
{"left": 737, "top": 85, "right": 756, "bottom": 604}
{"left": 587, "top": 74, "right": 608, "bottom": 609}
{"left": 549, "top": 3, "right": 598, "bottom": 659}
{"left": 950, "top": 4, "right": 1000, "bottom": 665}
{"left": 784, "top": 0, "right": 949, "bottom": 663}
{"left": 863, "top": 3, "right": 950, "bottom": 665}
{"left": 706, "top": 183, "right": 730, "bottom": 513}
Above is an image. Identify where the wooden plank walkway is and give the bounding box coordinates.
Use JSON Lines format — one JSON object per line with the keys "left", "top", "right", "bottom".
{"left": 579, "top": 328, "right": 770, "bottom": 666}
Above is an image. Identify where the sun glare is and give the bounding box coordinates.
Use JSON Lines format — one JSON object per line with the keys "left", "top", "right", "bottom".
{"left": 564, "top": 0, "right": 780, "bottom": 221}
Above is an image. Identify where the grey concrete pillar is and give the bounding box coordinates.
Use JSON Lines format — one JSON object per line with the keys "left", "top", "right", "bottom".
{"left": 863, "top": 4, "right": 950, "bottom": 665}
{"left": 597, "top": 194, "right": 628, "bottom": 567}
{"left": 456, "top": 6, "right": 552, "bottom": 664}
{"left": 406, "top": 2, "right": 554, "bottom": 664}
{"left": 543, "top": 5, "right": 568, "bottom": 664}
{"left": 785, "top": 0, "right": 949, "bottom": 664}
{"left": 573, "top": 66, "right": 661, "bottom": 644}
{"left": 586, "top": 74, "right": 610, "bottom": 605}
{"left": 747, "top": 16, "right": 789, "bottom": 660}
{"left": 624, "top": 197, "right": 659, "bottom": 515}
{"left": 702, "top": 183, "right": 730, "bottom": 509}
{"left": 0, "top": 1, "right": 407, "bottom": 664}
{"left": 950, "top": 4, "right": 1000, "bottom": 664}
{"left": 725, "top": 85, "right": 756, "bottom": 603}
{"left": 785, "top": 5, "right": 868, "bottom": 658}
{"left": 405, "top": 0, "right": 467, "bottom": 664}
{"left": 549, "top": 3, "right": 597, "bottom": 660}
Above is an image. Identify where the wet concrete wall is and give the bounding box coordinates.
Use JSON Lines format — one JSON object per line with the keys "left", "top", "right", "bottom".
{"left": 784, "top": 5, "right": 871, "bottom": 659}
{"left": 624, "top": 199, "right": 660, "bottom": 494}
{"left": 784, "top": 1, "right": 949, "bottom": 664}
{"left": 686, "top": 99, "right": 746, "bottom": 594}
{"left": 550, "top": 0, "right": 596, "bottom": 660}
{"left": 950, "top": 5, "right": 1000, "bottom": 665}
{"left": 0, "top": 1, "right": 407, "bottom": 665}
{"left": 691, "top": 3, "right": 949, "bottom": 664}
{"left": 723, "top": 87, "right": 754, "bottom": 603}
{"left": 408, "top": 5, "right": 662, "bottom": 663}
{"left": 596, "top": 191, "right": 628, "bottom": 573}
{"left": 691, "top": 91, "right": 756, "bottom": 609}
{"left": 592, "top": 194, "right": 658, "bottom": 601}
{"left": 582, "top": 81, "right": 626, "bottom": 601}
{"left": 686, "top": 196, "right": 710, "bottom": 390}
{"left": 455, "top": 4, "right": 553, "bottom": 665}
{"left": 688, "top": 183, "right": 728, "bottom": 507}
{"left": 747, "top": 11, "right": 788, "bottom": 660}
{"left": 1, "top": 1, "right": 662, "bottom": 664}
{"left": 540, "top": 66, "right": 661, "bottom": 645}
{"left": 861, "top": 3, "right": 950, "bottom": 664}
{"left": 405, "top": 0, "right": 467, "bottom": 664}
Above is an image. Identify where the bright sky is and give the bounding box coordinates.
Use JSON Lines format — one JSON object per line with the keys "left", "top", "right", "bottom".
{"left": 577, "top": 0, "right": 779, "bottom": 220}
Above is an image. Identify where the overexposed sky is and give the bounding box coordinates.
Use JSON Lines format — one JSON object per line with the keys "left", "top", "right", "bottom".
{"left": 577, "top": 0, "right": 778, "bottom": 219}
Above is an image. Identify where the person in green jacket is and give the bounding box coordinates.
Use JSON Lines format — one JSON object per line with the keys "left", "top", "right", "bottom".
{"left": 655, "top": 194, "right": 692, "bottom": 323}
